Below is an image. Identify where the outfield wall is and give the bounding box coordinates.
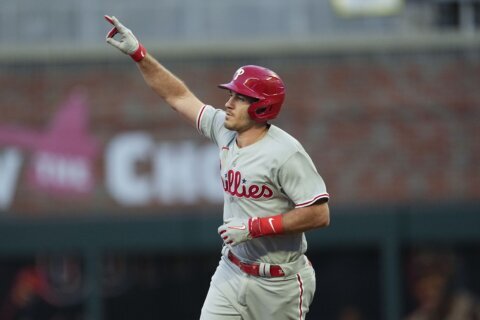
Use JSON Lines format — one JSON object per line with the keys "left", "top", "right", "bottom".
{"left": 1, "top": 50, "right": 479, "bottom": 215}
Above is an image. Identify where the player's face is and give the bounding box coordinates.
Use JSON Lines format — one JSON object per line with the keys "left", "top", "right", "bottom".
{"left": 224, "top": 91, "right": 257, "bottom": 132}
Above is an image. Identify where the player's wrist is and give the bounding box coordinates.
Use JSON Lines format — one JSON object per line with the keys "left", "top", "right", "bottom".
{"left": 130, "top": 43, "right": 147, "bottom": 62}
{"left": 248, "top": 214, "right": 284, "bottom": 238}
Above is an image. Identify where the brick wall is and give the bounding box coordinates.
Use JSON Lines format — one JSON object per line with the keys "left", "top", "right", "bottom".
{"left": 0, "top": 52, "right": 478, "bottom": 214}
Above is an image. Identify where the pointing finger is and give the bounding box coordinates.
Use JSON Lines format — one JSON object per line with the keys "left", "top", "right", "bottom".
{"left": 110, "top": 16, "right": 128, "bottom": 34}
{"left": 104, "top": 15, "right": 118, "bottom": 38}
{"left": 104, "top": 15, "right": 127, "bottom": 33}
{"left": 104, "top": 15, "right": 114, "bottom": 25}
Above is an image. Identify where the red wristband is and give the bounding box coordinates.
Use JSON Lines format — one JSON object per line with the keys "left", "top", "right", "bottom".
{"left": 249, "top": 214, "right": 284, "bottom": 238}
{"left": 130, "top": 43, "right": 147, "bottom": 62}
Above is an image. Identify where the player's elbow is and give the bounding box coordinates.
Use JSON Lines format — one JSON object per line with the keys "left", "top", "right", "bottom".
{"left": 316, "top": 212, "right": 330, "bottom": 228}
{"left": 312, "top": 202, "right": 330, "bottom": 228}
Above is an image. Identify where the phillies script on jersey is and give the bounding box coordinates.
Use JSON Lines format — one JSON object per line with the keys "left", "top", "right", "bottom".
{"left": 222, "top": 169, "right": 273, "bottom": 199}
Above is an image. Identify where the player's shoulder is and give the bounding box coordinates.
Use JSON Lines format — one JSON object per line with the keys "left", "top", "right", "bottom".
{"left": 267, "top": 125, "right": 305, "bottom": 154}
{"left": 198, "top": 105, "right": 235, "bottom": 147}
{"left": 202, "top": 105, "right": 226, "bottom": 122}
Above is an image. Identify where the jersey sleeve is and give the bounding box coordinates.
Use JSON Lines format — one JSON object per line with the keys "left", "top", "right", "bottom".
{"left": 278, "top": 151, "right": 329, "bottom": 208}
{"left": 196, "top": 105, "right": 232, "bottom": 147}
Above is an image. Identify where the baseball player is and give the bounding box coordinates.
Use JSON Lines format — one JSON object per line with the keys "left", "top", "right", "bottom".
{"left": 104, "top": 15, "right": 330, "bottom": 320}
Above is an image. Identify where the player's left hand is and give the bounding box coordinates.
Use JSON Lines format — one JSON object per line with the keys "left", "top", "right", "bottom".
{"left": 218, "top": 215, "right": 284, "bottom": 246}
{"left": 218, "top": 218, "right": 252, "bottom": 246}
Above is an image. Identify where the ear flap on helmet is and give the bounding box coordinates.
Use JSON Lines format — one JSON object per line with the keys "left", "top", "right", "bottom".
{"left": 248, "top": 99, "right": 283, "bottom": 122}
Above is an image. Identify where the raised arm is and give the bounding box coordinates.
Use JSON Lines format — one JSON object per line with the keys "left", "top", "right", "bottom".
{"left": 104, "top": 15, "right": 204, "bottom": 126}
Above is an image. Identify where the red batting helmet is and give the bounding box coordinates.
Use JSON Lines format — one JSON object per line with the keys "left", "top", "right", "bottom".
{"left": 218, "top": 65, "right": 286, "bottom": 122}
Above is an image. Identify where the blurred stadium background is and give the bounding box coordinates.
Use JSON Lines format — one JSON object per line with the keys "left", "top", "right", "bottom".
{"left": 0, "top": 0, "right": 479, "bottom": 319}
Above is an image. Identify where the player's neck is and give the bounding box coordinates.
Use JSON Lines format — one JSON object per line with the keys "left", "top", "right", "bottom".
{"left": 236, "top": 124, "right": 269, "bottom": 148}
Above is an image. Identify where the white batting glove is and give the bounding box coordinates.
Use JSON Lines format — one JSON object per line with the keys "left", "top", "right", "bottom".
{"left": 218, "top": 215, "right": 284, "bottom": 246}
{"left": 218, "top": 218, "right": 252, "bottom": 246}
{"left": 104, "top": 15, "right": 146, "bottom": 62}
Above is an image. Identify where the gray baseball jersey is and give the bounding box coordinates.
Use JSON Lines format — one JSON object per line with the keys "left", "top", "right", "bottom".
{"left": 197, "top": 105, "right": 328, "bottom": 320}
{"left": 197, "top": 105, "right": 329, "bottom": 264}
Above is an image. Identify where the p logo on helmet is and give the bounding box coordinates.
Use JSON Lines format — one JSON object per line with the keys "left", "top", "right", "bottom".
{"left": 219, "top": 65, "right": 286, "bottom": 122}
{"left": 233, "top": 68, "right": 245, "bottom": 80}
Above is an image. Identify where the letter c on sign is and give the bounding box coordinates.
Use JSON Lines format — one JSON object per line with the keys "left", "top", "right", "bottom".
{"left": 106, "top": 132, "right": 154, "bottom": 206}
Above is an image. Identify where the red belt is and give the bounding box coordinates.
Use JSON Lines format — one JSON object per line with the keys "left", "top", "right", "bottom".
{"left": 227, "top": 251, "right": 285, "bottom": 277}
